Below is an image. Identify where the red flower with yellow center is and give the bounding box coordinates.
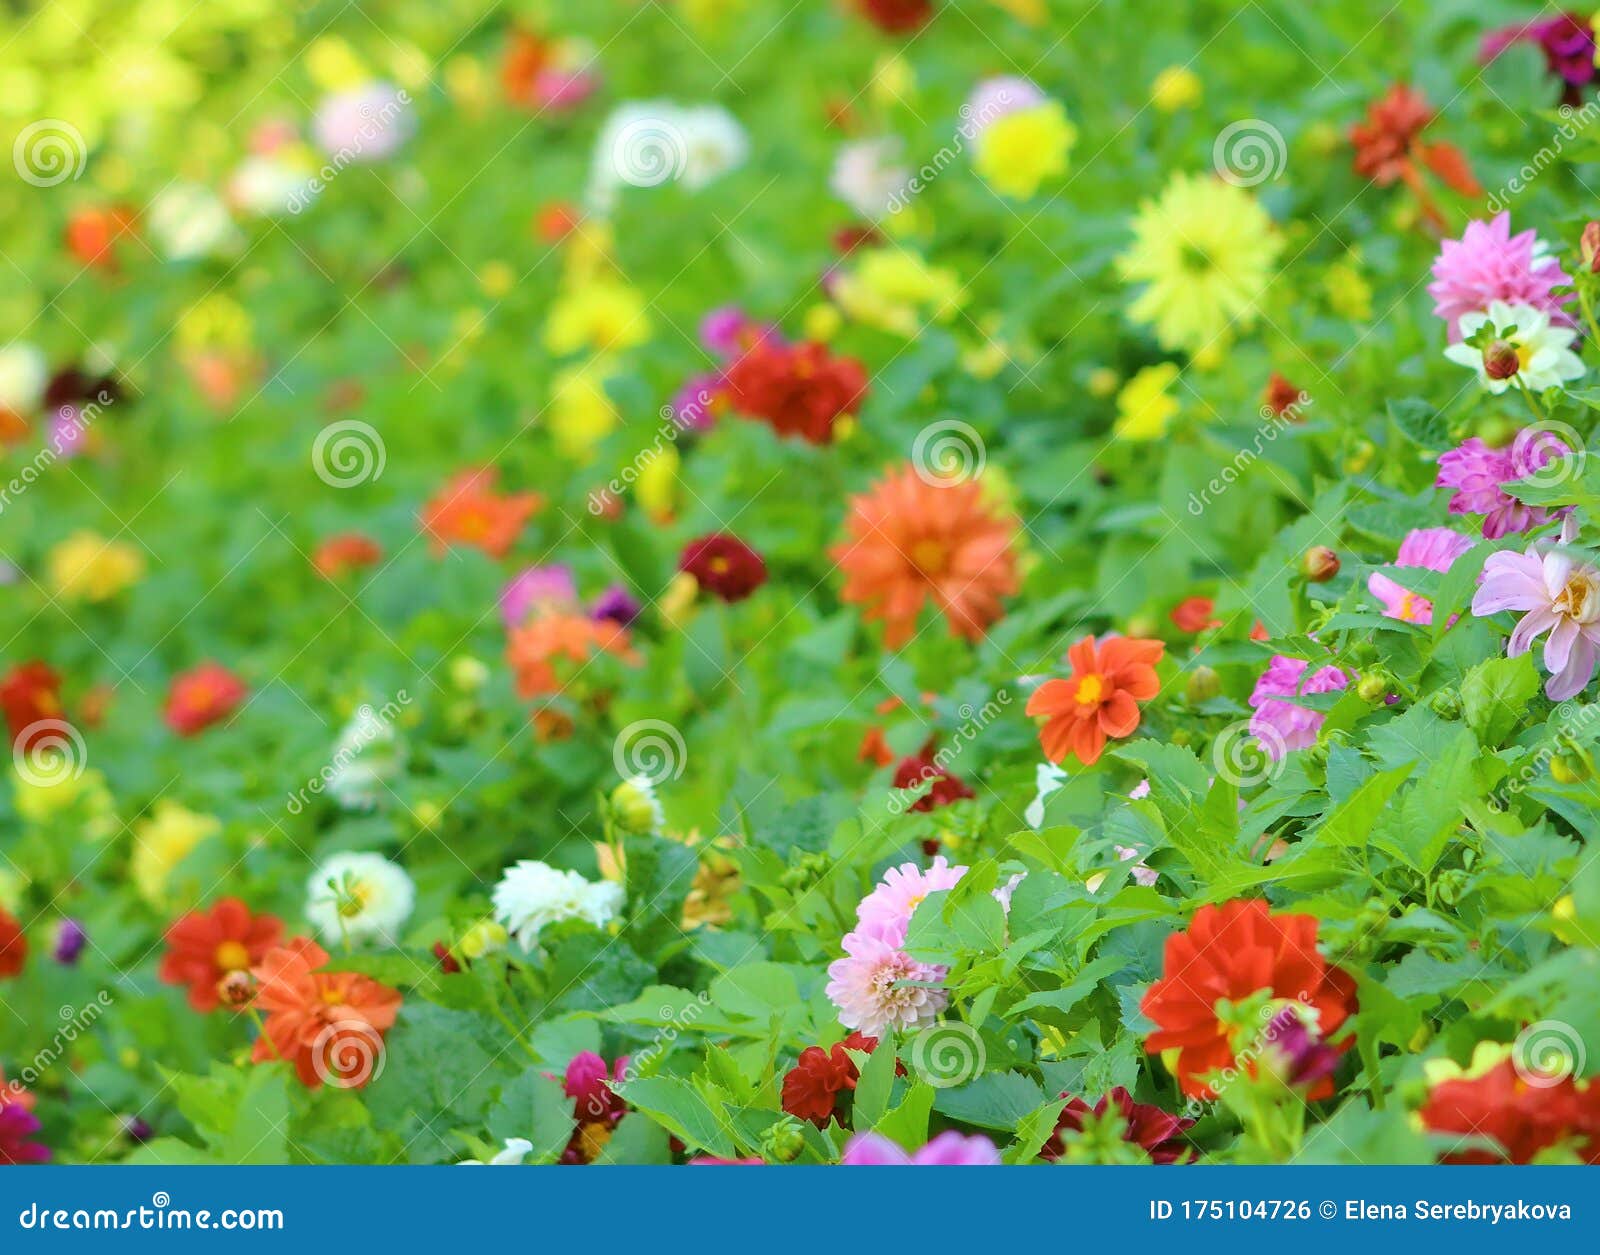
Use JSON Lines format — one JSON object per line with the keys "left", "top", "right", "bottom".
{"left": 159, "top": 898, "right": 284, "bottom": 1012}
{"left": 1026, "top": 635, "right": 1163, "bottom": 766}
{"left": 163, "top": 662, "right": 248, "bottom": 737}
{"left": 723, "top": 340, "right": 867, "bottom": 444}
{"left": 679, "top": 533, "right": 767, "bottom": 602}
{"left": 0, "top": 661, "right": 68, "bottom": 754}
{"left": 1420, "top": 1058, "right": 1600, "bottom": 1163}
{"left": 1141, "top": 899, "right": 1357, "bottom": 1100}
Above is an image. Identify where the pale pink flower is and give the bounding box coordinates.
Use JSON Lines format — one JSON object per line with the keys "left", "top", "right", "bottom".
{"left": 1367, "top": 527, "right": 1476, "bottom": 625}
{"left": 842, "top": 1130, "right": 1000, "bottom": 1165}
{"left": 854, "top": 855, "right": 968, "bottom": 945}
{"left": 1471, "top": 515, "right": 1600, "bottom": 700}
{"left": 825, "top": 931, "right": 947, "bottom": 1036}
{"left": 1427, "top": 212, "right": 1572, "bottom": 341}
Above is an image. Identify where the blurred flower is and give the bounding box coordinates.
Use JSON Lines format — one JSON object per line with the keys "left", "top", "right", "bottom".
{"left": 131, "top": 803, "right": 221, "bottom": 906}
{"left": 1420, "top": 1058, "right": 1600, "bottom": 1163}
{"left": 962, "top": 76, "right": 1045, "bottom": 140}
{"left": 588, "top": 102, "right": 747, "bottom": 211}
{"left": 833, "top": 466, "right": 1019, "bottom": 648}
{"left": 0, "top": 909, "right": 26, "bottom": 980}
{"left": 420, "top": 468, "right": 541, "bottom": 558}
{"left": 829, "top": 137, "right": 909, "bottom": 219}
{"left": 1473, "top": 514, "right": 1600, "bottom": 700}
{"left": 1149, "top": 66, "right": 1202, "bottom": 112}
{"left": 892, "top": 752, "right": 975, "bottom": 812}
{"left": 506, "top": 612, "right": 640, "bottom": 696}
{"left": 851, "top": 0, "right": 934, "bottom": 34}
{"left": 1170, "top": 596, "right": 1219, "bottom": 633}
{"left": 313, "top": 532, "right": 383, "bottom": 579}
{"left": 0, "top": 344, "right": 48, "bottom": 418}
{"left": 0, "top": 661, "right": 67, "bottom": 754}
{"left": 51, "top": 917, "right": 86, "bottom": 966}
{"left": 679, "top": 533, "right": 768, "bottom": 602}
{"left": 973, "top": 101, "right": 1076, "bottom": 199}
{"left": 1481, "top": 13, "right": 1596, "bottom": 105}
{"left": 147, "top": 184, "right": 239, "bottom": 261}
{"left": 1436, "top": 429, "right": 1571, "bottom": 538}
{"left": 159, "top": 898, "right": 283, "bottom": 1012}
{"left": 1043, "top": 1087, "right": 1193, "bottom": 1162}
{"left": 1444, "top": 301, "right": 1583, "bottom": 393}
{"left": 1248, "top": 655, "right": 1348, "bottom": 758}
{"left": 548, "top": 365, "right": 621, "bottom": 462}
{"left": 251, "top": 938, "right": 402, "bottom": 1088}
{"left": 492, "top": 859, "right": 623, "bottom": 951}
{"left": 724, "top": 340, "right": 867, "bottom": 444}
{"left": 0, "top": 1102, "right": 49, "bottom": 1164}
{"left": 500, "top": 564, "right": 579, "bottom": 627}
{"left": 590, "top": 583, "right": 642, "bottom": 627}
{"left": 1118, "top": 173, "right": 1280, "bottom": 356}
{"left": 48, "top": 531, "right": 145, "bottom": 601}
{"left": 1028, "top": 635, "right": 1164, "bottom": 766}
{"left": 1368, "top": 527, "right": 1475, "bottom": 625}
{"left": 64, "top": 205, "right": 138, "bottom": 272}
{"left": 1349, "top": 84, "right": 1480, "bottom": 231}
{"left": 832, "top": 249, "right": 962, "bottom": 337}
{"left": 305, "top": 852, "right": 416, "bottom": 945}
{"left": 1261, "top": 1005, "right": 1342, "bottom": 1091}
{"left": 312, "top": 82, "right": 414, "bottom": 161}
{"left": 1142, "top": 900, "right": 1357, "bottom": 1099}
{"left": 842, "top": 1130, "right": 999, "bottom": 1165}
{"left": 544, "top": 280, "right": 651, "bottom": 356}
{"left": 501, "top": 30, "right": 600, "bottom": 112}
{"left": 1113, "top": 362, "right": 1180, "bottom": 441}
{"left": 634, "top": 443, "right": 680, "bottom": 522}
{"left": 608, "top": 776, "right": 664, "bottom": 835}
{"left": 164, "top": 662, "right": 248, "bottom": 737}
{"left": 325, "top": 707, "right": 407, "bottom": 811}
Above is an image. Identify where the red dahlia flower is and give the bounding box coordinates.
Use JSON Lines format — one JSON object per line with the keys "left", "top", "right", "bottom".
{"left": 312, "top": 532, "right": 383, "bottom": 579}
{"left": 1141, "top": 899, "right": 1357, "bottom": 1100}
{"left": 163, "top": 662, "right": 248, "bottom": 737}
{"left": 159, "top": 898, "right": 283, "bottom": 1012}
{"left": 892, "top": 750, "right": 975, "bottom": 811}
{"left": 1169, "top": 596, "right": 1220, "bottom": 634}
{"left": 679, "top": 533, "right": 768, "bottom": 602}
{"left": 0, "top": 661, "right": 69, "bottom": 754}
{"left": 780, "top": 1032, "right": 887, "bottom": 1128}
{"left": 0, "top": 910, "right": 27, "bottom": 980}
{"left": 1349, "top": 85, "right": 1481, "bottom": 231}
{"left": 1043, "top": 1087, "right": 1194, "bottom": 1163}
{"left": 1027, "top": 635, "right": 1164, "bottom": 766}
{"left": 723, "top": 340, "right": 867, "bottom": 444}
{"left": 1420, "top": 1059, "right": 1600, "bottom": 1163}
{"left": 854, "top": 0, "right": 934, "bottom": 33}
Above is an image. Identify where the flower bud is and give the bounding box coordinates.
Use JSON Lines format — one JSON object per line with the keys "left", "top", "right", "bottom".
{"left": 1184, "top": 665, "right": 1221, "bottom": 704}
{"left": 760, "top": 1118, "right": 807, "bottom": 1163}
{"left": 1302, "top": 546, "right": 1340, "bottom": 582}
{"left": 459, "top": 919, "right": 508, "bottom": 960}
{"left": 1429, "top": 689, "right": 1462, "bottom": 720}
{"left": 1482, "top": 338, "right": 1520, "bottom": 381}
{"left": 609, "top": 776, "right": 663, "bottom": 836}
{"left": 1583, "top": 221, "right": 1600, "bottom": 273}
{"left": 1356, "top": 672, "right": 1390, "bottom": 703}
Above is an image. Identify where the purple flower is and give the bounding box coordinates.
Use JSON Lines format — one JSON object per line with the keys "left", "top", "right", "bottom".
{"left": 1482, "top": 13, "right": 1597, "bottom": 99}
{"left": 499, "top": 564, "right": 578, "bottom": 627}
{"left": 699, "top": 306, "right": 776, "bottom": 359}
{"left": 1436, "top": 430, "right": 1571, "bottom": 539}
{"left": 842, "top": 1130, "right": 1000, "bottom": 1165}
{"left": 589, "top": 583, "right": 641, "bottom": 627}
{"left": 1427, "top": 213, "right": 1573, "bottom": 341}
{"left": 1262, "top": 1007, "right": 1341, "bottom": 1090}
{"left": 1472, "top": 514, "right": 1600, "bottom": 700}
{"left": 52, "top": 918, "right": 86, "bottom": 965}
{"left": 120, "top": 1115, "right": 153, "bottom": 1143}
{"left": 1367, "top": 527, "right": 1476, "bottom": 625}
{"left": 0, "top": 1103, "right": 50, "bottom": 1164}
{"left": 1247, "top": 655, "right": 1349, "bottom": 759}
{"left": 670, "top": 372, "right": 723, "bottom": 432}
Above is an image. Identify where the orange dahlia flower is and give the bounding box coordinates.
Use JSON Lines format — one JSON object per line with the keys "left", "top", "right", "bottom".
{"left": 1141, "top": 899, "right": 1357, "bottom": 1100}
{"left": 159, "top": 897, "right": 282, "bottom": 1012}
{"left": 506, "top": 613, "right": 641, "bottom": 698}
{"left": 1026, "top": 635, "right": 1163, "bottom": 766}
{"left": 250, "top": 938, "right": 402, "bottom": 1089}
{"left": 420, "top": 468, "right": 541, "bottom": 558}
{"left": 832, "top": 466, "right": 1018, "bottom": 649}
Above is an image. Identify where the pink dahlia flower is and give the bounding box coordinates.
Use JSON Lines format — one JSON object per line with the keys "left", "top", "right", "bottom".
{"left": 825, "top": 931, "right": 948, "bottom": 1036}
{"left": 500, "top": 564, "right": 578, "bottom": 627}
{"left": 1435, "top": 430, "right": 1572, "bottom": 539}
{"left": 1247, "top": 655, "right": 1349, "bottom": 759}
{"left": 1471, "top": 514, "right": 1600, "bottom": 700}
{"left": 1427, "top": 213, "right": 1572, "bottom": 341}
{"left": 854, "top": 855, "right": 968, "bottom": 945}
{"left": 842, "top": 1130, "right": 1000, "bottom": 1165}
{"left": 961, "top": 76, "right": 1045, "bottom": 140}
{"left": 1368, "top": 527, "right": 1476, "bottom": 625}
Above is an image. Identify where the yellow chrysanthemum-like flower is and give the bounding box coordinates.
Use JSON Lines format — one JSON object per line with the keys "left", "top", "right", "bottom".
{"left": 1323, "top": 258, "right": 1373, "bottom": 321}
{"left": 131, "top": 802, "right": 221, "bottom": 906}
{"left": 48, "top": 531, "right": 146, "bottom": 602}
{"left": 833, "top": 248, "right": 962, "bottom": 337}
{"left": 973, "top": 102, "right": 1076, "bottom": 199}
{"left": 1114, "top": 363, "right": 1181, "bottom": 441}
{"left": 1117, "top": 172, "right": 1281, "bottom": 355}
{"left": 1150, "top": 66, "right": 1202, "bottom": 112}
{"left": 544, "top": 281, "right": 650, "bottom": 356}
{"left": 13, "top": 767, "right": 115, "bottom": 830}
{"left": 547, "top": 366, "right": 619, "bottom": 461}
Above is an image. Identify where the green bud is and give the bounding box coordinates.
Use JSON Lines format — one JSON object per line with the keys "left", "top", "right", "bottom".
{"left": 609, "top": 777, "right": 662, "bottom": 835}
{"left": 1185, "top": 665, "right": 1221, "bottom": 704}
{"left": 1356, "top": 672, "right": 1390, "bottom": 703}
{"left": 760, "top": 1118, "right": 806, "bottom": 1163}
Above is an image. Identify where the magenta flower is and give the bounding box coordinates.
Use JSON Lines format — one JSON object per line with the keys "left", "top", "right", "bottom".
{"left": 670, "top": 372, "right": 724, "bottom": 432}
{"left": 589, "top": 583, "right": 641, "bottom": 627}
{"left": 1262, "top": 1007, "right": 1341, "bottom": 1090}
{"left": 1435, "top": 430, "right": 1572, "bottom": 539}
{"left": 854, "top": 855, "right": 968, "bottom": 946}
{"left": 0, "top": 1103, "right": 49, "bottom": 1165}
{"left": 1472, "top": 515, "right": 1600, "bottom": 700}
{"left": 499, "top": 564, "right": 578, "bottom": 627}
{"left": 1427, "top": 213, "right": 1572, "bottom": 341}
{"left": 825, "top": 931, "right": 948, "bottom": 1037}
{"left": 1481, "top": 13, "right": 1596, "bottom": 102}
{"left": 842, "top": 1130, "right": 1000, "bottom": 1165}
{"left": 1367, "top": 527, "right": 1476, "bottom": 625}
{"left": 1247, "top": 655, "right": 1349, "bottom": 759}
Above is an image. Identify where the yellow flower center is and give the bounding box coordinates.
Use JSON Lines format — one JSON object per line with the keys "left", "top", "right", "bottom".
{"left": 214, "top": 941, "right": 250, "bottom": 971}
{"left": 1075, "top": 674, "right": 1104, "bottom": 705}
{"left": 910, "top": 539, "right": 947, "bottom": 575}
{"left": 1557, "top": 570, "right": 1600, "bottom": 623}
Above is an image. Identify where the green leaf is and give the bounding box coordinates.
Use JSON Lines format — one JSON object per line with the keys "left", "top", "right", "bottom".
{"left": 931, "top": 1071, "right": 1047, "bottom": 1131}
{"left": 1461, "top": 654, "right": 1541, "bottom": 747}
{"left": 488, "top": 1069, "right": 574, "bottom": 1164}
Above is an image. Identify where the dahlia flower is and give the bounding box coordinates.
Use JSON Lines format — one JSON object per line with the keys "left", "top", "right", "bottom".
{"left": 1043, "top": 1087, "right": 1193, "bottom": 1163}
{"left": 312, "top": 82, "right": 414, "bottom": 162}
{"left": 1443, "top": 301, "right": 1583, "bottom": 393}
{"left": 1367, "top": 527, "right": 1476, "bottom": 625}
{"left": 163, "top": 661, "right": 248, "bottom": 737}
{"left": 1481, "top": 13, "right": 1597, "bottom": 105}
{"left": 0, "top": 1102, "right": 49, "bottom": 1164}
{"left": 855, "top": 855, "right": 969, "bottom": 945}
{"left": 825, "top": 930, "right": 948, "bottom": 1036}
{"left": 250, "top": 938, "right": 402, "bottom": 1089}
{"left": 1247, "top": 655, "right": 1349, "bottom": 759}
{"left": 829, "top": 137, "right": 910, "bottom": 219}
{"left": 1472, "top": 514, "right": 1600, "bottom": 700}
{"left": 1436, "top": 429, "right": 1571, "bottom": 539}
{"left": 1027, "top": 635, "right": 1164, "bottom": 766}
{"left": 419, "top": 468, "right": 541, "bottom": 558}
{"left": 500, "top": 564, "right": 579, "bottom": 627}
{"left": 678, "top": 533, "right": 767, "bottom": 602}
{"left": 1428, "top": 215, "right": 1572, "bottom": 341}
{"left": 1421, "top": 1058, "right": 1600, "bottom": 1163}
{"left": 304, "top": 852, "right": 416, "bottom": 945}
{"left": 973, "top": 101, "right": 1076, "bottom": 200}
{"left": 0, "top": 909, "right": 25, "bottom": 980}
{"left": 842, "top": 1130, "right": 1000, "bottom": 1165}
{"left": 492, "top": 859, "right": 624, "bottom": 952}
{"left": 160, "top": 898, "right": 283, "bottom": 1012}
